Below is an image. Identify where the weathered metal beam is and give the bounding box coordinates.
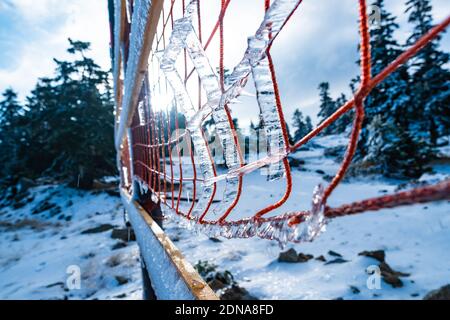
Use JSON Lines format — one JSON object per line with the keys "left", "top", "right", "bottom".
{"left": 112, "top": 0, "right": 126, "bottom": 130}
{"left": 120, "top": 189, "right": 219, "bottom": 300}
{"left": 115, "top": 0, "right": 164, "bottom": 150}
{"left": 113, "top": 0, "right": 218, "bottom": 301}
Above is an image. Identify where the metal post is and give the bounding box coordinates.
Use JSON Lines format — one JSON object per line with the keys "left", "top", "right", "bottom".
{"left": 141, "top": 254, "right": 157, "bottom": 300}
{"left": 135, "top": 179, "right": 164, "bottom": 299}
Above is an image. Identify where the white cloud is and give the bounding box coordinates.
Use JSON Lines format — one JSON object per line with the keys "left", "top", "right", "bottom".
{"left": 7, "top": 0, "right": 71, "bottom": 23}
{"left": 0, "top": 0, "right": 111, "bottom": 101}
{"left": 1, "top": 0, "right": 449, "bottom": 123}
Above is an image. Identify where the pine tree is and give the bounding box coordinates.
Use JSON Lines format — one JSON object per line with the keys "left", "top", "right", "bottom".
{"left": 364, "top": 114, "right": 428, "bottom": 178}
{"left": 0, "top": 89, "right": 22, "bottom": 125}
{"left": 22, "top": 39, "right": 116, "bottom": 188}
{"left": 0, "top": 89, "right": 25, "bottom": 178}
{"left": 365, "top": 0, "right": 411, "bottom": 128}
{"left": 232, "top": 118, "right": 239, "bottom": 131}
{"left": 292, "top": 108, "right": 309, "bottom": 141}
{"left": 249, "top": 120, "right": 262, "bottom": 158}
{"left": 284, "top": 121, "right": 294, "bottom": 145}
{"left": 354, "top": 0, "right": 408, "bottom": 152}
{"left": 405, "top": 0, "right": 450, "bottom": 145}
{"left": 352, "top": 0, "right": 431, "bottom": 178}
{"left": 305, "top": 116, "right": 313, "bottom": 134}
{"left": 317, "top": 82, "right": 337, "bottom": 135}
{"left": 333, "top": 93, "right": 352, "bottom": 134}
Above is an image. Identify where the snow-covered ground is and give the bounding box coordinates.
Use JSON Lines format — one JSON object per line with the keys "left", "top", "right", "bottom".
{"left": 0, "top": 135, "right": 448, "bottom": 300}
{"left": 162, "top": 135, "right": 450, "bottom": 300}
{"left": 0, "top": 186, "right": 142, "bottom": 300}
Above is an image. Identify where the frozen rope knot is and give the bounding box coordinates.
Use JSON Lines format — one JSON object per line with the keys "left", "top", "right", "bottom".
{"left": 290, "top": 184, "right": 328, "bottom": 243}
{"left": 305, "top": 184, "right": 328, "bottom": 240}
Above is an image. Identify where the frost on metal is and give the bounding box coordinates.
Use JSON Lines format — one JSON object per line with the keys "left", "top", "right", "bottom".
{"left": 124, "top": 197, "right": 196, "bottom": 300}
{"left": 113, "top": 0, "right": 123, "bottom": 124}
{"left": 123, "top": 0, "right": 152, "bottom": 101}
{"left": 116, "top": 0, "right": 152, "bottom": 148}
{"left": 113, "top": 0, "right": 122, "bottom": 95}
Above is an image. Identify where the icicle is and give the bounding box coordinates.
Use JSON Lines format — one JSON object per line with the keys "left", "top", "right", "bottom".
{"left": 158, "top": 0, "right": 243, "bottom": 218}
{"left": 159, "top": 1, "right": 217, "bottom": 220}
{"left": 220, "top": 0, "right": 303, "bottom": 99}
{"left": 215, "top": 0, "right": 302, "bottom": 181}
{"left": 162, "top": 184, "right": 328, "bottom": 246}
{"left": 291, "top": 184, "right": 327, "bottom": 243}
{"left": 158, "top": 0, "right": 304, "bottom": 225}
{"left": 182, "top": 0, "right": 242, "bottom": 218}
{"left": 252, "top": 51, "right": 286, "bottom": 180}
{"left": 122, "top": 166, "right": 129, "bottom": 187}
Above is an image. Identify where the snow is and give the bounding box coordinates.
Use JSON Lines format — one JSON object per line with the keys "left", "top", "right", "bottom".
{"left": 0, "top": 186, "right": 142, "bottom": 300}
{"left": 163, "top": 134, "right": 450, "bottom": 300}
{"left": 1, "top": 134, "right": 449, "bottom": 300}
{"left": 123, "top": 195, "right": 197, "bottom": 300}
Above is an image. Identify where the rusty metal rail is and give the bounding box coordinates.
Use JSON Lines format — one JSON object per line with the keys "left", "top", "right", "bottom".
{"left": 110, "top": 0, "right": 217, "bottom": 300}
{"left": 120, "top": 189, "right": 218, "bottom": 300}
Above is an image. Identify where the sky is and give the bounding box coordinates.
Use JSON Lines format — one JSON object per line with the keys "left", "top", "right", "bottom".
{"left": 0, "top": 0, "right": 111, "bottom": 99}
{"left": 0, "top": 0, "right": 449, "bottom": 125}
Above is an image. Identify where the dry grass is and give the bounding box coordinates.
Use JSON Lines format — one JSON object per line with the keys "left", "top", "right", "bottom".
{"left": 0, "top": 219, "right": 58, "bottom": 231}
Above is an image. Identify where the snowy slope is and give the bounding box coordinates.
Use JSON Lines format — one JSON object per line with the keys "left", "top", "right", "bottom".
{"left": 0, "top": 135, "right": 448, "bottom": 300}
{"left": 163, "top": 135, "right": 450, "bottom": 300}
{"left": 0, "top": 186, "right": 142, "bottom": 300}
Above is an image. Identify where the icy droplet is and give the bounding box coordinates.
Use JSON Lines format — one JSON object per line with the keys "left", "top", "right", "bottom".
{"left": 292, "top": 184, "right": 327, "bottom": 242}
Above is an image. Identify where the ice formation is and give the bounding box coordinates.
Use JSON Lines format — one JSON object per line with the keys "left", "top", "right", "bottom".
{"left": 112, "top": 0, "right": 122, "bottom": 104}
{"left": 144, "top": 0, "right": 324, "bottom": 244}
{"left": 216, "top": 0, "right": 303, "bottom": 180}
{"left": 162, "top": 183, "right": 328, "bottom": 247}
{"left": 159, "top": 1, "right": 217, "bottom": 220}
{"left": 180, "top": 2, "right": 242, "bottom": 216}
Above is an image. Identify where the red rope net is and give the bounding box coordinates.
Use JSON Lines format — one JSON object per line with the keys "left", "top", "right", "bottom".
{"left": 119, "top": 0, "right": 450, "bottom": 244}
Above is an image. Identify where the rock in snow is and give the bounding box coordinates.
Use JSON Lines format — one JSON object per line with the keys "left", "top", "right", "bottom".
{"left": 358, "top": 250, "right": 386, "bottom": 263}
{"left": 278, "top": 249, "right": 314, "bottom": 263}
{"left": 423, "top": 285, "right": 450, "bottom": 300}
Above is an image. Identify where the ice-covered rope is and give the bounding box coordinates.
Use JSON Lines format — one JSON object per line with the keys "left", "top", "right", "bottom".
{"left": 116, "top": 0, "right": 450, "bottom": 245}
